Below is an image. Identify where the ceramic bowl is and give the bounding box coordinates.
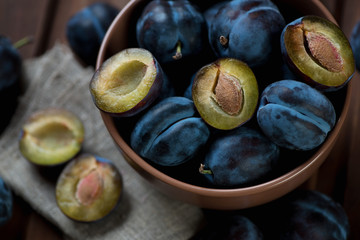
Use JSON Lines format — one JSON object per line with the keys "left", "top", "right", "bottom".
{"left": 96, "top": 0, "right": 353, "bottom": 210}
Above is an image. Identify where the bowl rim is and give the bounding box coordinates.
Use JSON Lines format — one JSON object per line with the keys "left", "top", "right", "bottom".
{"left": 96, "top": 0, "right": 352, "bottom": 199}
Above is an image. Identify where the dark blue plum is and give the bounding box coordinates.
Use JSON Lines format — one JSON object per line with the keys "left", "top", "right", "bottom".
{"left": 136, "top": 0, "right": 206, "bottom": 63}
{"left": 203, "top": 1, "right": 228, "bottom": 28}
{"left": 200, "top": 127, "right": 279, "bottom": 187}
{"left": 131, "top": 97, "right": 210, "bottom": 166}
{"left": 276, "top": 190, "right": 349, "bottom": 240}
{"left": 350, "top": 20, "right": 360, "bottom": 70}
{"left": 257, "top": 80, "right": 336, "bottom": 151}
{"left": 66, "top": 2, "right": 119, "bottom": 66}
{"left": 183, "top": 72, "right": 196, "bottom": 100}
{"left": 0, "top": 35, "right": 22, "bottom": 134}
{"left": 0, "top": 177, "right": 12, "bottom": 226}
{"left": 191, "top": 214, "right": 263, "bottom": 240}
{"left": 208, "top": 0, "right": 285, "bottom": 67}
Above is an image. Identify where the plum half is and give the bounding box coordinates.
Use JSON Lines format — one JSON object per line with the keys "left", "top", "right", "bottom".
{"left": 90, "top": 48, "right": 167, "bottom": 117}
{"left": 56, "top": 154, "right": 122, "bottom": 222}
{"left": 19, "top": 108, "right": 84, "bottom": 166}
{"left": 281, "top": 15, "right": 355, "bottom": 91}
{"left": 192, "top": 58, "right": 258, "bottom": 130}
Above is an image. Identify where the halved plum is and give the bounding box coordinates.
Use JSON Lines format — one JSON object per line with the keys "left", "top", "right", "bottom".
{"left": 281, "top": 15, "right": 355, "bottom": 91}
{"left": 90, "top": 48, "right": 166, "bottom": 117}
{"left": 19, "top": 108, "right": 84, "bottom": 166}
{"left": 56, "top": 154, "right": 122, "bottom": 222}
{"left": 192, "top": 58, "right": 258, "bottom": 130}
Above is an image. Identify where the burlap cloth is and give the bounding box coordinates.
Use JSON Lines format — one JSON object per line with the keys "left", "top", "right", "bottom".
{"left": 0, "top": 44, "right": 203, "bottom": 239}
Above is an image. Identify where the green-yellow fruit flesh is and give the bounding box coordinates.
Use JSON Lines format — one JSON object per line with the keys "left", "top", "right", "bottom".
{"left": 19, "top": 108, "right": 84, "bottom": 166}
{"left": 90, "top": 48, "right": 157, "bottom": 114}
{"left": 284, "top": 16, "right": 355, "bottom": 87}
{"left": 56, "top": 155, "right": 122, "bottom": 222}
{"left": 192, "top": 58, "right": 258, "bottom": 130}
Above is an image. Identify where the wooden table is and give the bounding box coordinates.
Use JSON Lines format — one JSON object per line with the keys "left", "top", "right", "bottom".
{"left": 1, "top": 0, "right": 360, "bottom": 239}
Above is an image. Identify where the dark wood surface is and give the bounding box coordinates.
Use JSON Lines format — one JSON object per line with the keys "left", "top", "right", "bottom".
{"left": 1, "top": 0, "right": 360, "bottom": 239}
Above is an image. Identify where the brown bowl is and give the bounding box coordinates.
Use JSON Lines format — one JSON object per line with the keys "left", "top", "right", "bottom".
{"left": 96, "top": 0, "right": 353, "bottom": 210}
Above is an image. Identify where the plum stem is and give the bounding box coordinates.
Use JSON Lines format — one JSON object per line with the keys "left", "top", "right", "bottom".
{"left": 172, "top": 41, "right": 182, "bottom": 60}
{"left": 219, "top": 36, "right": 228, "bottom": 46}
{"left": 199, "top": 163, "right": 213, "bottom": 175}
{"left": 13, "top": 36, "right": 34, "bottom": 49}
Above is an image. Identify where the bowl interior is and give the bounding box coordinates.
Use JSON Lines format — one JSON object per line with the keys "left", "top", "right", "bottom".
{"left": 96, "top": 0, "right": 351, "bottom": 207}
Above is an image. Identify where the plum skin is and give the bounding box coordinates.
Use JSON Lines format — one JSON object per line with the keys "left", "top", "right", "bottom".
{"left": 276, "top": 190, "right": 349, "bottom": 240}
{"left": 0, "top": 177, "right": 12, "bottom": 226}
{"left": 200, "top": 127, "right": 279, "bottom": 187}
{"left": 257, "top": 80, "right": 336, "bottom": 151}
{"left": 136, "top": 0, "right": 206, "bottom": 63}
{"left": 0, "top": 35, "right": 22, "bottom": 134}
{"left": 208, "top": 0, "right": 285, "bottom": 67}
{"left": 350, "top": 20, "right": 360, "bottom": 70}
{"left": 191, "top": 214, "right": 263, "bottom": 240}
{"left": 66, "top": 2, "right": 119, "bottom": 66}
{"left": 131, "top": 97, "right": 210, "bottom": 166}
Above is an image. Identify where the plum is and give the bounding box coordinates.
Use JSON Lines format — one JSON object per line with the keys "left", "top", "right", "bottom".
{"left": 192, "top": 58, "right": 258, "bottom": 130}
{"left": 90, "top": 48, "right": 174, "bottom": 117}
{"left": 281, "top": 15, "right": 355, "bottom": 91}
{"left": 350, "top": 20, "right": 360, "bottom": 70}
{"left": 0, "top": 35, "right": 22, "bottom": 134}
{"left": 208, "top": 0, "right": 285, "bottom": 68}
{"left": 199, "top": 127, "right": 279, "bottom": 187}
{"left": 0, "top": 177, "right": 12, "bottom": 226}
{"left": 203, "top": 1, "right": 228, "bottom": 28}
{"left": 274, "top": 190, "right": 349, "bottom": 240}
{"left": 131, "top": 97, "right": 210, "bottom": 166}
{"left": 66, "top": 2, "right": 119, "bottom": 66}
{"left": 191, "top": 213, "right": 263, "bottom": 240}
{"left": 257, "top": 80, "right": 336, "bottom": 151}
{"left": 19, "top": 108, "right": 84, "bottom": 166}
{"left": 136, "top": 0, "right": 206, "bottom": 63}
{"left": 56, "top": 154, "right": 122, "bottom": 222}
{"left": 183, "top": 72, "right": 196, "bottom": 100}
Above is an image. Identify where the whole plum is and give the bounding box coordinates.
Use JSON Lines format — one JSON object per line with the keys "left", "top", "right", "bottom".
{"left": 191, "top": 213, "right": 263, "bottom": 240}
{"left": 131, "top": 97, "right": 210, "bottom": 166}
{"left": 66, "top": 2, "right": 119, "bottom": 66}
{"left": 0, "top": 177, "right": 12, "bottom": 226}
{"left": 272, "top": 190, "right": 349, "bottom": 240}
{"left": 208, "top": 0, "right": 285, "bottom": 67}
{"left": 257, "top": 80, "right": 336, "bottom": 151}
{"left": 203, "top": 1, "right": 229, "bottom": 28}
{"left": 136, "top": 0, "right": 206, "bottom": 63}
{"left": 200, "top": 127, "right": 279, "bottom": 187}
{"left": 183, "top": 73, "right": 195, "bottom": 100}
{"left": 0, "top": 35, "right": 22, "bottom": 134}
{"left": 350, "top": 20, "right": 360, "bottom": 70}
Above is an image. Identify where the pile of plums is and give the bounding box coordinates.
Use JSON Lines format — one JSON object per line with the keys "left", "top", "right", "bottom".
{"left": 190, "top": 189, "right": 350, "bottom": 240}
{"left": 90, "top": 0, "right": 355, "bottom": 189}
